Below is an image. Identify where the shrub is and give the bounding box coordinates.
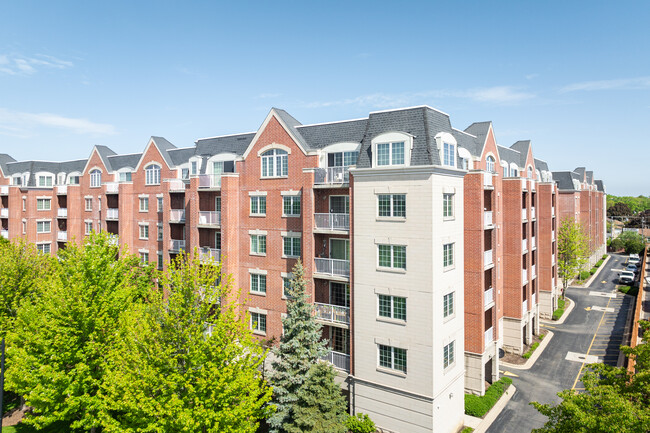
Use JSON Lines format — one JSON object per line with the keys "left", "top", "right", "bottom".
{"left": 523, "top": 342, "right": 540, "bottom": 359}
{"left": 461, "top": 428, "right": 475, "bottom": 433}
{"left": 579, "top": 270, "right": 590, "bottom": 280}
{"left": 595, "top": 259, "right": 604, "bottom": 267}
{"left": 465, "top": 377, "right": 513, "bottom": 417}
{"left": 346, "top": 413, "right": 376, "bottom": 433}
{"left": 552, "top": 298, "right": 567, "bottom": 321}
{"left": 589, "top": 268, "right": 597, "bottom": 275}
{"left": 602, "top": 254, "right": 608, "bottom": 260}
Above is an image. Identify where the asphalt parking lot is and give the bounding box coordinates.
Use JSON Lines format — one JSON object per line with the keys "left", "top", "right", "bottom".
{"left": 486, "top": 253, "right": 635, "bottom": 433}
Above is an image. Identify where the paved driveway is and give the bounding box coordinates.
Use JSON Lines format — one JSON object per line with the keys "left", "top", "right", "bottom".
{"left": 486, "top": 253, "right": 634, "bottom": 433}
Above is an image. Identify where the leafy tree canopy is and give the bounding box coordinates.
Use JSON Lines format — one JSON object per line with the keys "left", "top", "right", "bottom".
{"left": 607, "top": 195, "right": 650, "bottom": 214}
{"left": 557, "top": 218, "right": 590, "bottom": 295}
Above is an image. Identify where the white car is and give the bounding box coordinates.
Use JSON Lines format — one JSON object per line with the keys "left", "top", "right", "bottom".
{"left": 618, "top": 270, "right": 635, "bottom": 284}
{"left": 628, "top": 257, "right": 640, "bottom": 266}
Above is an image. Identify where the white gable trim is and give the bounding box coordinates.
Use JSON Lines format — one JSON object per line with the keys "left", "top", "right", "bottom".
{"left": 242, "top": 110, "right": 308, "bottom": 159}
{"left": 134, "top": 139, "right": 173, "bottom": 172}
{"left": 82, "top": 147, "right": 110, "bottom": 175}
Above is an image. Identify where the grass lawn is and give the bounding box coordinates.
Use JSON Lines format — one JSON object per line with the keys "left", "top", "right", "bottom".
{"left": 552, "top": 298, "right": 567, "bottom": 321}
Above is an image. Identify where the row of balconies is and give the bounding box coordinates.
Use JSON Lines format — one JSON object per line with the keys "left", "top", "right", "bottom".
{"left": 1, "top": 229, "right": 8, "bottom": 239}
{"left": 0, "top": 185, "right": 8, "bottom": 195}
{"left": 0, "top": 208, "right": 8, "bottom": 218}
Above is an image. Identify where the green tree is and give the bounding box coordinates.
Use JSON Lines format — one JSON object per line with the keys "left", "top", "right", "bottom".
{"left": 0, "top": 239, "right": 53, "bottom": 336}
{"left": 283, "top": 362, "right": 347, "bottom": 433}
{"left": 267, "top": 260, "right": 328, "bottom": 433}
{"left": 618, "top": 231, "right": 645, "bottom": 254}
{"left": 100, "top": 251, "right": 272, "bottom": 433}
{"left": 607, "top": 202, "right": 632, "bottom": 218}
{"left": 531, "top": 321, "right": 650, "bottom": 432}
{"left": 6, "top": 232, "right": 155, "bottom": 432}
{"left": 557, "top": 218, "right": 589, "bottom": 297}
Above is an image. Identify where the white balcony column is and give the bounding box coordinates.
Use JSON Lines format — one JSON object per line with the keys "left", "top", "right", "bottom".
{"left": 484, "top": 287, "right": 494, "bottom": 308}
{"left": 484, "top": 210, "right": 493, "bottom": 227}
{"left": 483, "top": 249, "right": 493, "bottom": 267}
{"left": 484, "top": 327, "right": 494, "bottom": 348}
{"left": 57, "top": 208, "right": 68, "bottom": 218}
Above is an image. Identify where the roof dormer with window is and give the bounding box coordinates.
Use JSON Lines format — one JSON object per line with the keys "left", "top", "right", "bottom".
{"left": 371, "top": 132, "right": 413, "bottom": 168}
{"left": 434, "top": 132, "right": 458, "bottom": 169}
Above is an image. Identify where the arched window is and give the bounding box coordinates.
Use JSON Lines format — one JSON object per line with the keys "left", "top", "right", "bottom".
{"left": 90, "top": 169, "right": 102, "bottom": 188}
{"left": 527, "top": 166, "right": 533, "bottom": 179}
{"left": 261, "top": 149, "right": 288, "bottom": 178}
{"left": 145, "top": 164, "right": 161, "bottom": 185}
{"left": 486, "top": 156, "right": 495, "bottom": 173}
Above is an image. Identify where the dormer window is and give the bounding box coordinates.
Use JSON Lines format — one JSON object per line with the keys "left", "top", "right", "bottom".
{"left": 38, "top": 175, "right": 53, "bottom": 187}
{"left": 329, "top": 151, "right": 359, "bottom": 168}
{"left": 181, "top": 168, "right": 189, "bottom": 180}
{"left": 486, "top": 156, "right": 495, "bottom": 173}
{"left": 68, "top": 175, "right": 80, "bottom": 185}
{"left": 191, "top": 161, "right": 198, "bottom": 176}
{"left": 261, "top": 149, "right": 288, "bottom": 178}
{"left": 443, "top": 142, "right": 455, "bottom": 167}
{"left": 90, "top": 169, "right": 102, "bottom": 188}
{"left": 12, "top": 176, "right": 21, "bottom": 186}
{"left": 527, "top": 166, "right": 533, "bottom": 179}
{"left": 377, "top": 142, "right": 404, "bottom": 166}
{"left": 119, "top": 172, "right": 132, "bottom": 182}
{"left": 145, "top": 164, "right": 161, "bottom": 185}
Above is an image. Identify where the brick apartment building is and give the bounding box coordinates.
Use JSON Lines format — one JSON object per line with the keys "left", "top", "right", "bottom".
{"left": 0, "top": 105, "right": 606, "bottom": 433}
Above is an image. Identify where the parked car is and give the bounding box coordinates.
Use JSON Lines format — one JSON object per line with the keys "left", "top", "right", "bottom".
{"left": 628, "top": 257, "right": 640, "bottom": 266}
{"left": 630, "top": 253, "right": 640, "bottom": 260}
{"left": 618, "top": 270, "right": 635, "bottom": 284}
{"left": 625, "top": 264, "right": 638, "bottom": 274}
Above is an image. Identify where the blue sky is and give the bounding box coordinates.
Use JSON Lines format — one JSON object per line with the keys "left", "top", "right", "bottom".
{"left": 0, "top": 1, "right": 648, "bottom": 196}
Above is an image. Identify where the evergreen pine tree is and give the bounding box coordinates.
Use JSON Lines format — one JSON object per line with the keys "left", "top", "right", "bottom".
{"left": 284, "top": 362, "right": 348, "bottom": 433}
{"left": 267, "top": 260, "right": 328, "bottom": 433}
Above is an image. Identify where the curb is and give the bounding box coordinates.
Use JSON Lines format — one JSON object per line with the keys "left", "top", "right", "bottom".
{"left": 464, "top": 384, "right": 517, "bottom": 433}
{"left": 569, "top": 255, "right": 612, "bottom": 289}
{"left": 500, "top": 331, "right": 554, "bottom": 370}
{"left": 618, "top": 291, "right": 638, "bottom": 367}
{"left": 541, "top": 296, "right": 575, "bottom": 325}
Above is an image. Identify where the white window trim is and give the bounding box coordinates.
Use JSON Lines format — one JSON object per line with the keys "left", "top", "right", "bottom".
{"left": 282, "top": 195, "right": 301, "bottom": 217}
{"left": 281, "top": 232, "right": 302, "bottom": 258}
{"left": 250, "top": 195, "right": 267, "bottom": 217}
{"left": 443, "top": 290, "right": 456, "bottom": 322}
{"left": 36, "top": 198, "right": 52, "bottom": 211}
{"left": 443, "top": 340, "right": 456, "bottom": 371}
{"left": 89, "top": 168, "right": 102, "bottom": 188}
{"left": 144, "top": 163, "right": 162, "bottom": 186}
{"left": 139, "top": 196, "right": 149, "bottom": 212}
{"left": 377, "top": 293, "right": 407, "bottom": 324}
{"left": 36, "top": 220, "right": 52, "bottom": 234}
{"left": 249, "top": 270, "right": 268, "bottom": 296}
{"left": 139, "top": 223, "right": 150, "bottom": 240}
{"left": 376, "top": 193, "right": 406, "bottom": 220}
{"left": 443, "top": 193, "right": 454, "bottom": 220}
{"left": 443, "top": 242, "right": 455, "bottom": 270}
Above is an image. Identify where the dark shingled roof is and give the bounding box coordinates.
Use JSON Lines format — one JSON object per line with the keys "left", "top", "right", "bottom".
{"left": 573, "top": 167, "right": 585, "bottom": 182}
{"left": 297, "top": 119, "right": 368, "bottom": 149}
{"left": 463, "top": 121, "right": 491, "bottom": 158}
{"left": 195, "top": 133, "right": 256, "bottom": 157}
{"left": 108, "top": 153, "right": 142, "bottom": 170}
{"left": 534, "top": 158, "right": 549, "bottom": 171}
{"left": 94, "top": 145, "right": 117, "bottom": 172}
{"left": 452, "top": 128, "right": 481, "bottom": 159}
{"left": 586, "top": 171, "right": 593, "bottom": 184}
{"left": 553, "top": 171, "right": 583, "bottom": 191}
{"left": 356, "top": 106, "right": 452, "bottom": 169}
{"left": 167, "top": 148, "right": 195, "bottom": 165}
{"left": 510, "top": 140, "right": 531, "bottom": 167}
{"left": 150, "top": 137, "right": 177, "bottom": 169}
{"left": 595, "top": 180, "right": 605, "bottom": 192}
{"left": 496, "top": 145, "right": 521, "bottom": 168}
{"left": 3, "top": 159, "right": 86, "bottom": 186}
{"left": 0, "top": 154, "right": 16, "bottom": 177}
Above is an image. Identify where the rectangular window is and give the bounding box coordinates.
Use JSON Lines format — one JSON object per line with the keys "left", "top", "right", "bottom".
{"left": 378, "top": 345, "right": 407, "bottom": 373}
{"left": 378, "top": 244, "right": 406, "bottom": 269}
{"left": 22, "top": 221, "right": 26, "bottom": 234}
{"left": 22, "top": 198, "right": 26, "bottom": 211}
{"left": 36, "top": 221, "right": 51, "bottom": 233}
{"left": 250, "top": 274, "right": 267, "bottom": 294}
{"left": 250, "top": 196, "right": 266, "bottom": 215}
{"left": 283, "top": 196, "right": 301, "bottom": 217}
{"left": 443, "top": 142, "right": 455, "bottom": 167}
{"left": 282, "top": 276, "right": 292, "bottom": 298}
{"left": 139, "top": 197, "right": 149, "bottom": 212}
{"left": 119, "top": 172, "right": 132, "bottom": 182}
{"left": 251, "top": 312, "right": 266, "bottom": 334}
{"left": 157, "top": 224, "right": 163, "bottom": 241}
{"left": 443, "top": 193, "right": 454, "bottom": 218}
{"left": 443, "top": 292, "right": 454, "bottom": 318}
{"left": 157, "top": 197, "right": 163, "bottom": 212}
{"left": 250, "top": 234, "right": 266, "bottom": 255}
{"left": 36, "top": 243, "right": 51, "bottom": 254}
{"left": 85, "top": 222, "right": 93, "bottom": 235}
{"left": 38, "top": 176, "right": 53, "bottom": 187}
{"left": 378, "top": 194, "right": 406, "bottom": 217}
{"left": 141, "top": 252, "right": 149, "bottom": 264}
{"left": 69, "top": 175, "right": 80, "bottom": 185}
{"left": 139, "top": 224, "right": 149, "bottom": 240}
{"left": 182, "top": 168, "right": 189, "bottom": 179}
{"left": 157, "top": 252, "right": 163, "bottom": 270}
{"left": 377, "top": 142, "right": 405, "bottom": 166}
{"left": 443, "top": 341, "right": 455, "bottom": 369}
{"left": 329, "top": 196, "right": 350, "bottom": 214}
{"left": 378, "top": 294, "right": 406, "bottom": 321}
{"left": 191, "top": 161, "right": 198, "bottom": 175}
{"left": 283, "top": 235, "right": 301, "bottom": 257}
{"left": 443, "top": 243, "right": 454, "bottom": 268}
{"left": 85, "top": 198, "right": 92, "bottom": 211}
{"left": 36, "top": 199, "right": 51, "bottom": 211}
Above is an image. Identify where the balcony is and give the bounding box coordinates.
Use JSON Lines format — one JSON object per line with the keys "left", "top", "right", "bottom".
{"left": 532, "top": 293, "right": 536, "bottom": 306}
{"left": 522, "top": 269, "right": 528, "bottom": 283}
{"left": 551, "top": 206, "right": 555, "bottom": 217}
{"left": 169, "top": 209, "right": 186, "bottom": 223}
{"left": 522, "top": 299, "right": 528, "bottom": 315}
{"left": 531, "top": 236, "right": 536, "bottom": 249}
{"left": 169, "top": 239, "right": 186, "bottom": 252}
{"left": 314, "top": 258, "right": 350, "bottom": 279}
{"left": 198, "top": 211, "right": 221, "bottom": 227}
{"left": 198, "top": 174, "right": 221, "bottom": 189}
{"left": 483, "top": 210, "right": 493, "bottom": 228}
{"left": 521, "top": 177, "right": 528, "bottom": 191}
{"left": 321, "top": 350, "right": 350, "bottom": 372}
{"left": 531, "top": 206, "right": 536, "bottom": 220}
{"left": 484, "top": 287, "right": 494, "bottom": 309}
{"left": 532, "top": 264, "right": 536, "bottom": 278}
{"left": 108, "top": 235, "right": 119, "bottom": 246}
{"left": 483, "top": 249, "right": 493, "bottom": 269}
{"left": 57, "top": 231, "right": 67, "bottom": 242}
{"left": 522, "top": 208, "right": 527, "bottom": 220}
{"left": 106, "top": 208, "right": 119, "bottom": 220}
{"left": 55, "top": 185, "right": 67, "bottom": 195}
{"left": 105, "top": 182, "right": 119, "bottom": 194}
{"left": 483, "top": 172, "right": 493, "bottom": 188}
{"left": 0, "top": 185, "right": 8, "bottom": 195}
{"left": 314, "top": 213, "right": 350, "bottom": 232}
{"left": 552, "top": 230, "right": 555, "bottom": 240}
{"left": 57, "top": 208, "right": 68, "bottom": 218}
{"left": 168, "top": 179, "right": 186, "bottom": 193}
{"left": 1, "top": 229, "right": 7, "bottom": 239}
{"left": 315, "top": 303, "right": 350, "bottom": 326}
{"left": 531, "top": 181, "right": 536, "bottom": 191}
{"left": 485, "top": 327, "right": 494, "bottom": 348}
{"left": 552, "top": 253, "right": 555, "bottom": 264}
{"left": 522, "top": 238, "right": 528, "bottom": 252}
{"left": 552, "top": 277, "right": 556, "bottom": 288}
{"left": 314, "top": 167, "right": 350, "bottom": 186}
{"left": 199, "top": 247, "right": 221, "bottom": 263}
{"left": 0, "top": 208, "right": 8, "bottom": 218}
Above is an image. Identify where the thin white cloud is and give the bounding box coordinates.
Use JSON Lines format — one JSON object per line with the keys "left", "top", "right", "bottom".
{"left": 0, "top": 54, "right": 74, "bottom": 75}
{"left": 560, "top": 76, "right": 650, "bottom": 92}
{"left": 0, "top": 108, "right": 116, "bottom": 137}
{"left": 305, "top": 86, "right": 535, "bottom": 109}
